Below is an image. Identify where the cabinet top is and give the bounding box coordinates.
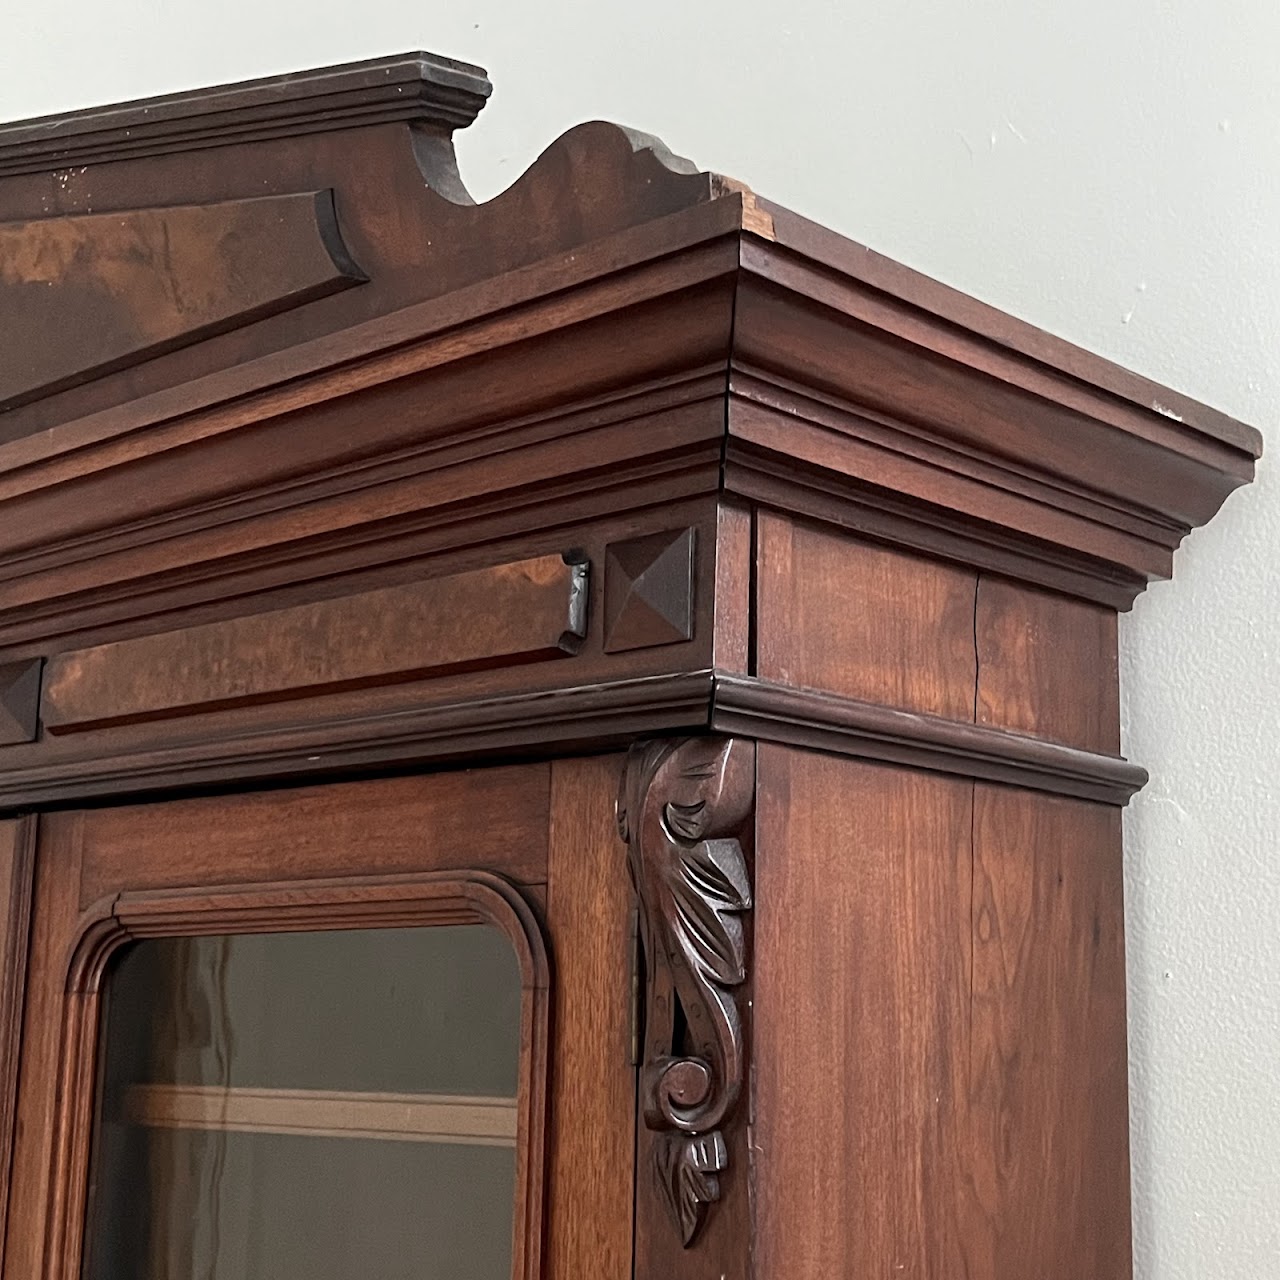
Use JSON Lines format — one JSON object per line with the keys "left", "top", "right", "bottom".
{"left": 0, "top": 52, "right": 1259, "bottom": 811}
{"left": 0, "top": 51, "right": 1261, "bottom": 611}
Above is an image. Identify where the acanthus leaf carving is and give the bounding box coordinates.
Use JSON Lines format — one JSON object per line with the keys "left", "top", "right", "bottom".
{"left": 654, "top": 1129, "right": 728, "bottom": 1246}
{"left": 617, "top": 735, "right": 754, "bottom": 1247}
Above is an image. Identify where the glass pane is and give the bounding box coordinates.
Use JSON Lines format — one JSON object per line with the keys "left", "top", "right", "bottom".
{"left": 83, "top": 926, "right": 522, "bottom": 1280}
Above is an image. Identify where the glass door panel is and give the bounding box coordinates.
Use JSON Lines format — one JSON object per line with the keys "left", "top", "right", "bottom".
{"left": 83, "top": 926, "right": 522, "bottom": 1280}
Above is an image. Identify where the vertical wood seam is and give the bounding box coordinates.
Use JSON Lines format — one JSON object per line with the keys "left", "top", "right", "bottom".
{"left": 972, "top": 573, "right": 982, "bottom": 722}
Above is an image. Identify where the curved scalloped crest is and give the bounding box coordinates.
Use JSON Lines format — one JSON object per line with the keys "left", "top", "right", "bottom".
{"left": 408, "top": 119, "right": 723, "bottom": 294}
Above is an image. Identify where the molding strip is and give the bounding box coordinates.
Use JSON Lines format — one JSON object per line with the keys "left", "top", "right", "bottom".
{"left": 0, "top": 53, "right": 491, "bottom": 177}
{"left": 0, "top": 670, "right": 1146, "bottom": 810}
{"left": 0, "top": 672, "right": 717, "bottom": 811}
{"left": 711, "top": 674, "right": 1148, "bottom": 805}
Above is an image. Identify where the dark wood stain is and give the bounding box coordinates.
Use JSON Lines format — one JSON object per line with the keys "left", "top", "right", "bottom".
{"left": 41, "top": 553, "right": 586, "bottom": 734}
{"left": 0, "top": 192, "right": 365, "bottom": 410}
{"left": 0, "top": 49, "right": 1258, "bottom": 1280}
{"left": 976, "top": 576, "right": 1120, "bottom": 753}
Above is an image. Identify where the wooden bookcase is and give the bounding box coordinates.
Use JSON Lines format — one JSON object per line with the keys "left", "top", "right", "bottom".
{"left": 0, "top": 50, "right": 1260, "bottom": 1280}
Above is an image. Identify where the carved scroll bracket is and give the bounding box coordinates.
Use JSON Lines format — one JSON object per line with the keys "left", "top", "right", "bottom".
{"left": 617, "top": 735, "right": 754, "bottom": 1247}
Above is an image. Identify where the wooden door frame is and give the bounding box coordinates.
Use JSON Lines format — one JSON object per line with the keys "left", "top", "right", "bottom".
{"left": 45, "top": 870, "right": 549, "bottom": 1280}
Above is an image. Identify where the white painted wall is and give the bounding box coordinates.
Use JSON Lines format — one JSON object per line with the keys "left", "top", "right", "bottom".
{"left": 3, "top": 3, "right": 1277, "bottom": 1274}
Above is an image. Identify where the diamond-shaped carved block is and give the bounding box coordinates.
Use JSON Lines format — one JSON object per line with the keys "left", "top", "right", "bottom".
{"left": 0, "top": 660, "right": 42, "bottom": 745}
{"left": 603, "top": 528, "right": 696, "bottom": 653}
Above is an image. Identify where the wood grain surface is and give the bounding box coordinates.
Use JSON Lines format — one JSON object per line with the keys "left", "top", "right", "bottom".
{"left": 754, "top": 745, "right": 973, "bottom": 1277}
{"left": 753, "top": 745, "right": 1131, "bottom": 1279}
{"left": 75, "top": 763, "right": 550, "bottom": 905}
{"left": 0, "top": 818, "right": 34, "bottom": 1276}
{"left": 3, "top": 811, "right": 85, "bottom": 1279}
{"left": 544, "top": 756, "right": 636, "bottom": 1280}
{"left": 976, "top": 576, "right": 1120, "bottom": 753}
{"left": 966, "top": 783, "right": 1130, "bottom": 1278}
{"left": 0, "top": 192, "right": 364, "bottom": 409}
{"left": 43, "top": 554, "right": 586, "bottom": 734}
{"left": 756, "top": 513, "right": 977, "bottom": 716}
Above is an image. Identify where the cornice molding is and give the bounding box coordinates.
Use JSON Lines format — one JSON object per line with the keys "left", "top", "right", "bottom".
{"left": 0, "top": 172, "right": 1254, "bottom": 614}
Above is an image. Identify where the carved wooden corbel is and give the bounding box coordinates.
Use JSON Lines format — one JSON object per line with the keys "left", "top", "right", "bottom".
{"left": 617, "top": 735, "right": 754, "bottom": 1246}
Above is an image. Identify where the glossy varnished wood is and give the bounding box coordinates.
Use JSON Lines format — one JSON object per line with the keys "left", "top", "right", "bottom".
{"left": 0, "top": 50, "right": 1262, "bottom": 1280}
{"left": 0, "top": 662, "right": 39, "bottom": 746}
{"left": 544, "top": 756, "right": 636, "bottom": 1280}
{"left": 0, "top": 818, "right": 33, "bottom": 1272}
{"left": 753, "top": 744, "right": 1131, "bottom": 1278}
{"left": 52, "top": 871, "right": 549, "bottom": 1280}
{"left": 753, "top": 745, "right": 973, "bottom": 1278}
{"left": 0, "top": 52, "right": 491, "bottom": 177}
{"left": 0, "top": 191, "right": 364, "bottom": 410}
{"left": 967, "top": 784, "right": 1130, "bottom": 1276}
{"left": 9, "top": 769, "right": 557, "bottom": 1280}
{"left": 3, "top": 812, "right": 85, "bottom": 1279}
{"left": 711, "top": 674, "right": 1145, "bottom": 803}
{"left": 976, "top": 576, "right": 1120, "bottom": 753}
{"left": 622, "top": 739, "right": 754, "bottom": 1278}
{"left": 42, "top": 553, "right": 587, "bottom": 734}
{"left": 756, "top": 513, "right": 977, "bottom": 717}
{"left": 74, "top": 764, "right": 551, "bottom": 905}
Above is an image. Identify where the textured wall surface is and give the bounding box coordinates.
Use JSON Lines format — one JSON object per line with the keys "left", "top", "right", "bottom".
{"left": 3, "top": 3, "right": 1278, "bottom": 1275}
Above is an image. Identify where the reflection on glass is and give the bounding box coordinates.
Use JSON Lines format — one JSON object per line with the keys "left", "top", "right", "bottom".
{"left": 83, "top": 927, "right": 522, "bottom": 1280}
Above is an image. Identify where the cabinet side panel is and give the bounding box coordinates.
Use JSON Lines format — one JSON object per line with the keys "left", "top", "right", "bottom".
{"left": 756, "top": 513, "right": 978, "bottom": 718}
{"left": 544, "top": 756, "right": 636, "bottom": 1279}
{"left": 753, "top": 746, "right": 1132, "bottom": 1279}
{"left": 753, "top": 745, "right": 973, "bottom": 1277}
{"left": 969, "top": 784, "right": 1131, "bottom": 1277}
{"left": 0, "top": 817, "right": 35, "bottom": 1272}
{"left": 976, "top": 576, "right": 1120, "bottom": 753}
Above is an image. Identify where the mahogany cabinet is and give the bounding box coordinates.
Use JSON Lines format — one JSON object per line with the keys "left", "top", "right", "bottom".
{"left": 0, "top": 51, "right": 1260, "bottom": 1280}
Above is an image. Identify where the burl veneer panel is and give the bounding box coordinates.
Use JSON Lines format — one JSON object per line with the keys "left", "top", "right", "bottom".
{"left": 42, "top": 554, "right": 586, "bottom": 734}
{"left": 756, "top": 512, "right": 977, "bottom": 718}
{"left": 0, "top": 192, "right": 364, "bottom": 410}
{"left": 976, "top": 576, "right": 1120, "bottom": 754}
{"left": 754, "top": 745, "right": 1130, "bottom": 1279}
